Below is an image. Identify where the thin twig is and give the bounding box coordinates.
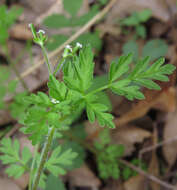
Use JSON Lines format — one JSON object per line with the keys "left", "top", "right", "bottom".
{"left": 119, "top": 159, "right": 175, "bottom": 190}
{"left": 15, "top": 0, "right": 117, "bottom": 80}
{"left": 139, "top": 135, "right": 177, "bottom": 162}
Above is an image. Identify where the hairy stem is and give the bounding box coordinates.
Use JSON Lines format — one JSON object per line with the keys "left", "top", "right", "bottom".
{"left": 53, "top": 57, "right": 65, "bottom": 76}
{"left": 29, "top": 144, "right": 39, "bottom": 190}
{"left": 41, "top": 45, "right": 52, "bottom": 75}
{"left": 86, "top": 84, "right": 109, "bottom": 97}
{"left": 32, "top": 127, "right": 55, "bottom": 190}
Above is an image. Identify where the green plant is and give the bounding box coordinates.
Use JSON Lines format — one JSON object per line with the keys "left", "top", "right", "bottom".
{"left": 123, "top": 39, "right": 168, "bottom": 62}
{"left": 94, "top": 128, "right": 124, "bottom": 179}
{"left": 0, "top": 5, "right": 29, "bottom": 110}
{"left": 0, "top": 23, "right": 175, "bottom": 190}
{"left": 0, "top": 5, "right": 23, "bottom": 49}
{"left": 94, "top": 129, "right": 147, "bottom": 180}
{"left": 122, "top": 159, "right": 147, "bottom": 180}
{"left": 42, "top": 0, "right": 102, "bottom": 51}
{"left": 120, "top": 9, "right": 152, "bottom": 39}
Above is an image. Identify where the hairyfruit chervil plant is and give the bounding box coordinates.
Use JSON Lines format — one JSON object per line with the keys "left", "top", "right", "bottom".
{"left": 0, "top": 23, "right": 175, "bottom": 190}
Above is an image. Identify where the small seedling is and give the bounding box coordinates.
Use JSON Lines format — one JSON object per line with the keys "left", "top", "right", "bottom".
{"left": 120, "top": 9, "right": 152, "bottom": 39}
{"left": 123, "top": 39, "right": 168, "bottom": 62}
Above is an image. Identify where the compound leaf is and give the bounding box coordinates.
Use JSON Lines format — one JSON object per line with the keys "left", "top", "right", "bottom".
{"left": 63, "top": 0, "right": 83, "bottom": 16}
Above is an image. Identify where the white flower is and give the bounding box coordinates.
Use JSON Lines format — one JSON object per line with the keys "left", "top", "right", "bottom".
{"left": 51, "top": 98, "right": 60, "bottom": 104}
{"left": 37, "top": 29, "right": 45, "bottom": 34}
{"left": 65, "top": 45, "right": 72, "bottom": 52}
{"left": 28, "top": 23, "right": 32, "bottom": 28}
{"left": 76, "top": 42, "right": 82, "bottom": 48}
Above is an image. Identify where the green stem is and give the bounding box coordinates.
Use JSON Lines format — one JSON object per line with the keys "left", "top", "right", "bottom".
{"left": 32, "top": 127, "right": 55, "bottom": 190}
{"left": 53, "top": 57, "right": 65, "bottom": 76}
{"left": 86, "top": 84, "right": 109, "bottom": 97}
{"left": 29, "top": 144, "right": 39, "bottom": 190}
{"left": 18, "top": 159, "right": 30, "bottom": 171}
{"left": 41, "top": 45, "right": 52, "bottom": 75}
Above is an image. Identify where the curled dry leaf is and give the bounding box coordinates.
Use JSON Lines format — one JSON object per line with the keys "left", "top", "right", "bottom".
{"left": 85, "top": 121, "right": 151, "bottom": 156}
{"left": 67, "top": 164, "right": 101, "bottom": 189}
{"left": 152, "top": 87, "right": 176, "bottom": 112}
{"left": 163, "top": 109, "right": 177, "bottom": 166}
{"left": 0, "top": 178, "right": 21, "bottom": 190}
{"left": 111, "top": 125, "right": 151, "bottom": 156}
{"left": 115, "top": 86, "right": 176, "bottom": 127}
{"left": 124, "top": 175, "right": 145, "bottom": 190}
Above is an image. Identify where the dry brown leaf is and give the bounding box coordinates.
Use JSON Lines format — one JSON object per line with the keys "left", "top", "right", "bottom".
{"left": 0, "top": 178, "right": 21, "bottom": 190}
{"left": 152, "top": 87, "right": 176, "bottom": 112}
{"left": 165, "top": 0, "right": 177, "bottom": 15}
{"left": 0, "top": 110, "right": 12, "bottom": 126}
{"left": 85, "top": 121, "right": 100, "bottom": 137}
{"left": 0, "top": 0, "right": 5, "bottom": 5}
{"left": 115, "top": 87, "right": 176, "bottom": 127}
{"left": 9, "top": 24, "right": 33, "bottom": 41}
{"left": 13, "top": 173, "right": 29, "bottom": 190}
{"left": 106, "top": 0, "right": 174, "bottom": 23}
{"left": 85, "top": 122, "right": 151, "bottom": 152}
{"left": 102, "top": 180, "right": 124, "bottom": 190}
{"left": 19, "top": 0, "right": 56, "bottom": 15}
{"left": 124, "top": 175, "right": 146, "bottom": 190}
{"left": 67, "top": 164, "right": 101, "bottom": 189}
{"left": 150, "top": 22, "right": 168, "bottom": 37}
{"left": 163, "top": 110, "right": 177, "bottom": 166}
{"left": 111, "top": 125, "right": 151, "bottom": 156}
{"left": 35, "top": 0, "right": 63, "bottom": 24}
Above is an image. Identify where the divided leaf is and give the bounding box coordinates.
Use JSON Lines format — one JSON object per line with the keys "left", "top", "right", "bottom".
{"left": 109, "top": 55, "right": 175, "bottom": 100}
{"left": 86, "top": 102, "right": 115, "bottom": 128}
{"left": 110, "top": 79, "right": 145, "bottom": 100}
{"left": 109, "top": 53, "right": 132, "bottom": 83}
{"left": 48, "top": 75, "right": 67, "bottom": 101}
{"left": 45, "top": 146, "right": 77, "bottom": 176}
{"left": 43, "top": 14, "right": 70, "bottom": 29}
{"left": 0, "top": 5, "right": 23, "bottom": 44}
{"left": 142, "top": 39, "right": 168, "bottom": 61}
{"left": 63, "top": 45, "right": 94, "bottom": 93}
{"left": 95, "top": 131, "right": 124, "bottom": 179}
{"left": 63, "top": 0, "right": 83, "bottom": 16}
{"left": 0, "top": 138, "right": 32, "bottom": 178}
{"left": 120, "top": 9, "right": 152, "bottom": 26}
{"left": 128, "top": 57, "right": 176, "bottom": 90}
